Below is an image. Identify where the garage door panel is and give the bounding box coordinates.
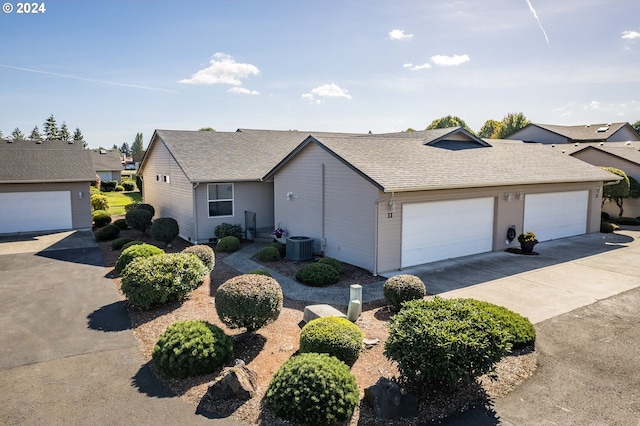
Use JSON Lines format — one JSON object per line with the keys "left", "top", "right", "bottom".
{"left": 0, "top": 191, "right": 72, "bottom": 233}
{"left": 523, "top": 191, "right": 588, "bottom": 242}
{"left": 402, "top": 198, "right": 494, "bottom": 267}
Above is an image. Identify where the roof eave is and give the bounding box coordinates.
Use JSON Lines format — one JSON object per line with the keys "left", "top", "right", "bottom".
{"left": 381, "top": 178, "right": 618, "bottom": 193}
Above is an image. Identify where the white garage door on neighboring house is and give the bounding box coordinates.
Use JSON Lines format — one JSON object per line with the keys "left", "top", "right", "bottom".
{"left": 0, "top": 191, "right": 72, "bottom": 234}
{"left": 402, "top": 197, "right": 495, "bottom": 268}
{"left": 523, "top": 190, "right": 588, "bottom": 242}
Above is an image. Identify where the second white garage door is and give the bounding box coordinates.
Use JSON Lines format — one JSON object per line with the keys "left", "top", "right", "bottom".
{"left": 0, "top": 191, "right": 72, "bottom": 234}
{"left": 402, "top": 197, "right": 494, "bottom": 268}
{"left": 523, "top": 190, "right": 588, "bottom": 242}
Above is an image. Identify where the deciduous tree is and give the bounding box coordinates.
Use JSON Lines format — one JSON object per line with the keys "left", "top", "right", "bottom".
{"left": 426, "top": 115, "right": 473, "bottom": 132}
{"left": 478, "top": 119, "right": 501, "bottom": 138}
{"left": 601, "top": 167, "right": 630, "bottom": 217}
{"left": 493, "top": 112, "right": 530, "bottom": 139}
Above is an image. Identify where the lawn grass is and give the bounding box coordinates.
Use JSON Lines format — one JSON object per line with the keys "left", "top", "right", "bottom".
{"left": 102, "top": 191, "right": 142, "bottom": 215}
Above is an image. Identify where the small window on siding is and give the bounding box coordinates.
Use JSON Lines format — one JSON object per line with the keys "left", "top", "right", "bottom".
{"left": 163, "top": 175, "right": 170, "bottom": 183}
{"left": 208, "top": 183, "right": 234, "bottom": 217}
{"left": 156, "top": 175, "right": 160, "bottom": 181}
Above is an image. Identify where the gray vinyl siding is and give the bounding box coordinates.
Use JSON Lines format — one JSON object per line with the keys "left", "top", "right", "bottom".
{"left": 274, "top": 143, "right": 378, "bottom": 270}
{"left": 508, "top": 127, "right": 569, "bottom": 144}
{"left": 193, "top": 181, "right": 274, "bottom": 242}
{"left": 609, "top": 127, "right": 640, "bottom": 142}
{"left": 141, "top": 139, "right": 195, "bottom": 241}
{"left": 0, "top": 182, "right": 92, "bottom": 229}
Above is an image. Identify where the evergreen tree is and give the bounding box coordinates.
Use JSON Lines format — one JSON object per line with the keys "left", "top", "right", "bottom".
{"left": 29, "top": 126, "right": 43, "bottom": 141}
{"left": 11, "top": 127, "right": 25, "bottom": 140}
{"left": 112, "top": 144, "right": 119, "bottom": 151}
{"left": 120, "top": 142, "right": 131, "bottom": 156}
{"left": 632, "top": 120, "right": 640, "bottom": 136}
{"left": 131, "top": 132, "right": 144, "bottom": 156}
{"left": 0, "top": 129, "right": 4, "bottom": 139}
{"left": 43, "top": 114, "right": 59, "bottom": 140}
{"left": 59, "top": 121, "right": 70, "bottom": 141}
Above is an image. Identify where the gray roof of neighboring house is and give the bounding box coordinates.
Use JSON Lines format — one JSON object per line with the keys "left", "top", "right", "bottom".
{"left": 510, "top": 122, "right": 639, "bottom": 142}
{"left": 89, "top": 149, "right": 123, "bottom": 172}
{"left": 265, "top": 128, "right": 621, "bottom": 192}
{"left": 0, "top": 139, "right": 96, "bottom": 183}
{"left": 568, "top": 142, "right": 640, "bottom": 166}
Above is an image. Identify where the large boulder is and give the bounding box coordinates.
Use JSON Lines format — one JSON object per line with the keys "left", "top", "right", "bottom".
{"left": 364, "top": 377, "right": 418, "bottom": 420}
{"left": 206, "top": 359, "right": 258, "bottom": 401}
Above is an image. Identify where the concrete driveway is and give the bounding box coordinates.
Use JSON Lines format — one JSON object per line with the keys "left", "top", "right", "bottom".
{"left": 0, "top": 230, "right": 241, "bottom": 425}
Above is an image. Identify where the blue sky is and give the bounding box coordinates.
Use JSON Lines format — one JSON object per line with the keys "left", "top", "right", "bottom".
{"left": 1, "top": 0, "right": 639, "bottom": 149}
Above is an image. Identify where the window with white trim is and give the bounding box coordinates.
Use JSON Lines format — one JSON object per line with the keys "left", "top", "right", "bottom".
{"left": 208, "top": 183, "right": 234, "bottom": 217}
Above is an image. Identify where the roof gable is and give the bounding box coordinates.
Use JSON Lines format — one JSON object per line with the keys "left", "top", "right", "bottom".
{"left": 508, "top": 122, "right": 639, "bottom": 142}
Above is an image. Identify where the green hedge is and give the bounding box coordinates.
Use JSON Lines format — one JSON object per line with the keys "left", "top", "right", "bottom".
{"left": 216, "top": 236, "right": 240, "bottom": 253}
{"left": 92, "top": 210, "right": 112, "bottom": 227}
{"left": 299, "top": 316, "right": 364, "bottom": 366}
{"left": 182, "top": 245, "right": 215, "bottom": 272}
{"left": 295, "top": 263, "right": 339, "bottom": 287}
{"left": 95, "top": 224, "right": 120, "bottom": 241}
{"left": 115, "top": 243, "right": 164, "bottom": 274}
{"left": 151, "top": 217, "right": 179, "bottom": 246}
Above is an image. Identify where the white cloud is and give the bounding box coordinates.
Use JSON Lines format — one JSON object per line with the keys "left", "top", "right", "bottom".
{"left": 403, "top": 63, "right": 432, "bottom": 71}
{"left": 622, "top": 30, "right": 640, "bottom": 40}
{"left": 388, "top": 29, "right": 413, "bottom": 41}
{"left": 302, "top": 83, "right": 352, "bottom": 103}
{"left": 179, "top": 53, "right": 259, "bottom": 85}
{"left": 431, "top": 54, "right": 470, "bottom": 66}
{"left": 584, "top": 100, "right": 600, "bottom": 110}
{"left": 227, "top": 87, "right": 260, "bottom": 95}
{"left": 525, "top": 0, "right": 550, "bottom": 46}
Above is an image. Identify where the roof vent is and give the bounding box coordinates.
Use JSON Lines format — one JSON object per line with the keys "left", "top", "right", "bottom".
{"left": 599, "top": 142, "right": 604, "bottom": 146}
{"left": 625, "top": 141, "right": 631, "bottom": 145}
{"left": 6, "top": 139, "right": 12, "bottom": 143}
{"left": 99, "top": 149, "right": 107, "bottom": 154}
{"left": 36, "top": 140, "right": 43, "bottom": 144}
{"left": 585, "top": 124, "right": 590, "bottom": 128}
{"left": 596, "top": 126, "right": 609, "bottom": 132}
{"left": 68, "top": 140, "right": 73, "bottom": 144}
{"left": 574, "top": 143, "right": 579, "bottom": 146}
{"left": 551, "top": 144, "right": 555, "bottom": 147}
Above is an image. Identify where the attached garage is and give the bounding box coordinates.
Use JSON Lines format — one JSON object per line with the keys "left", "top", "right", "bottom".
{"left": 401, "top": 197, "right": 495, "bottom": 267}
{"left": 523, "top": 190, "right": 588, "bottom": 242}
{"left": 0, "top": 191, "right": 72, "bottom": 234}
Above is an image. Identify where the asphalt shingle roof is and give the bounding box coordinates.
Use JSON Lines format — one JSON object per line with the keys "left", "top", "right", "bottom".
{"left": 516, "top": 122, "right": 638, "bottom": 142}
{"left": 89, "top": 149, "right": 123, "bottom": 171}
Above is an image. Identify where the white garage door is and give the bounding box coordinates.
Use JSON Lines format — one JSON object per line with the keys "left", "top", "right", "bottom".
{"left": 523, "top": 191, "right": 588, "bottom": 242}
{"left": 402, "top": 197, "right": 494, "bottom": 268}
{"left": 0, "top": 191, "right": 72, "bottom": 234}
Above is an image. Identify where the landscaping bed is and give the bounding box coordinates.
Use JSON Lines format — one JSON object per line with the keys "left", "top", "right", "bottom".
{"left": 96, "top": 223, "right": 537, "bottom": 425}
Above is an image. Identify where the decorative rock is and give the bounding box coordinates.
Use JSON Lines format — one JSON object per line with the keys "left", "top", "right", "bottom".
{"left": 363, "top": 337, "right": 380, "bottom": 349}
{"left": 364, "top": 377, "right": 418, "bottom": 420}
{"left": 302, "top": 304, "right": 347, "bottom": 323}
{"left": 206, "top": 359, "right": 258, "bottom": 401}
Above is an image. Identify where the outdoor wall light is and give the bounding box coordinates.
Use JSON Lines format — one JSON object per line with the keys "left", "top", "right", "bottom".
{"left": 286, "top": 191, "right": 294, "bottom": 200}
{"left": 595, "top": 187, "right": 601, "bottom": 198}
{"left": 504, "top": 192, "right": 512, "bottom": 201}
{"left": 388, "top": 200, "right": 396, "bottom": 212}
{"left": 516, "top": 192, "right": 524, "bottom": 200}
{"left": 78, "top": 191, "right": 83, "bottom": 199}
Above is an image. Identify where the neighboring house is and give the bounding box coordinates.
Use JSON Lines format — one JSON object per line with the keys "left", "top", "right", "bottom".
{"left": 264, "top": 128, "right": 620, "bottom": 274}
{"left": 505, "top": 122, "right": 640, "bottom": 144}
{"left": 90, "top": 149, "right": 123, "bottom": 183}
{"left": 564, "top": 142, "right": 640, "bottom": 217}
{"left": 0, "top": 139, "right": 95, "bottom": 234}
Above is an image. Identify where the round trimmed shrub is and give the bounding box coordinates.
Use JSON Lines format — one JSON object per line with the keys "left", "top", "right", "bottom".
{"left": 182, "top": 244, "right": 215, "bottom": 272}
{"left": 464, "top": 299, "right": 536, "bottom": 350}
{"left": 269, "top": 242, "right": 286, "bottom": 257}
{"left": 247, "top": 269, "right": 271, "bottom": 277}
{"left": 135, "top": 203, "right": 155, "bottom": 217}
{"left": 601, "top": 220, "right": 619, "bottom": 233}
{"left": 124, "top": 202, "right": 141, "bottom": 212}
{"left": 258, "top": 246, "right": 280, "bottom": 262}
{"left": 111, "top": 237, "right": 133, "bottom": 250}
{"left": 125, "top": 208, "right": 152, "bottom": 233}
{"left": 266, "top": 353, "right": 359, "bottom": 425}
{"left": 115, "top": 185, "right": 124, "bottom": 192}
{"left": 120, "top": 253, "right": 208, "bottom": 309}
{"left": 216, "top": 236, "right": 240, "bottom": 253}
{"left": 295, "top": 262, "right": 339, "bottom": 287}
{"left": 95, "top": 224, "right": 120, "bottom": 241}
{"left": 122, "top": 181, "right": 135, "bottom": 191}
{"left": 120, "top": 240, "right": 144, "bottom": 251}
{"left": 317, "top": 257, "right": 342, "bottom": 274}
{"left": 92, "top": 210, "right": 112, "bottom": 227}
{"left": 113, "top": 218, "right": 129, "bottom": 230}
{"left": 384, "top": 297, "right": 511, "bottom": 385}
{"left": 383, "top": 274, "right": 426, "bottom": 312}
{"left": 299, "top": 316, "right": 364, "bottom": 366}
{"left": 151, "top": 217, "right": 179, "bottom": 246}
{"left": 215, "top": 274, "right": 283, "bottom": 332}
{"left": 214, "top": 222, "right": 243, "bottom": 240}
{"left": 91, "top": 193, "right": 109, "bottom": 211}
{"left": 115, "top": 243, "right": 164, "bottom": 274}
{"left": 152, "top": 320, "right": 233, "bottom": 379}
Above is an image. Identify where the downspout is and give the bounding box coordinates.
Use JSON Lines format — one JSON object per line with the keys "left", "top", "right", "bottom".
{"left": 193, "top": 182, "right": 199, "bottom": 244}
{"left": 320, "top": 164, "right": 326, "bottom": 253}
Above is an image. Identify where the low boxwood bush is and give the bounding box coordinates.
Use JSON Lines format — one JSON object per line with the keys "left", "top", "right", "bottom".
{"left": 122, "top": 181, "right": 135, "bottom": 191}
{"left": 182, "top": 244, "right": 215, "bottom": 272}
{"left": 101, "top": 180, "right": 117, "bottom": 192}
{"left": 601, "top": 220, "right": 619, "bottom": 233}
{"left": 215, "top": 274, "right": 283, "bottom": 332}
{"left": 247, "top": 269, "right": 272, "bottom": 277}
{"left": 92, "top": 210, "right": 112, "bottom": 227}
{"left": 383, "top": 274, "right": 427, "bottom": 312}
{"left": 151, "top": 217, "right": 179, "bottom": 246}
{"left": 113, "top": 218, "right": 129, "bottom": 230}
{"left": 114, "top": 185, "right": 124, "bottom": 192}
{"left": 299, "top": 316, "right": 364, "bottom": 366}
{"left": 120, "top": 240, "right": 144, "bottom": 251}
{"left": 152, "top": 320, "right": 233, "bottom": 379}
{"left": 111, "top": 237, "right": 134, "bottom": 250}
{"left": 464, "top": 299, "right": 536, "bottom": 350}
{"left": 95, "top": 224, "right": 120, "bottom": 241}
{"left": 135, "top": 203, "right": 155, "bottom": 217}
{"left": 124, "top": 202, "right": 141, "bottom": 212}
{"left": 295, "top": 262, "right": 339, "bottom": 287}
{"left": 120, "top": 253, "right": 208, "bottom": 309}
{"left": 115, "top": 243, "right": 164, "bottom": 274}
{"left": 384, "top": 297, "right": 511, "bottom": 385}
{"left": 317, "top": 257, "right": 342, "bottom": 274}
{"left": 214, "top": 222, "right": 243, "bottom": 240}
{"left": 126, "top": 208, "right": 152, "bottom": 233}
{"left": 90, "top": 193, "right": 109, "bottom": 211}
{"left": 216, "top": 236, "right": 240, "bottom": 253}
{"left": 258, "top": 246, "right": 280, "bottom": 262}
{"left": 601, "top": 211, "right": 610, "bottom": 220}
{"left": 266, "top": 353, "right": 359, "bottom": 425}
{"left": 269, "top": 242, "right": 286, "bottom": 257}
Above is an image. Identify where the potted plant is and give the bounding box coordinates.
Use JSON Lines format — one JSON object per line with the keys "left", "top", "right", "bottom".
{"left": 272, "top": 225, "right": 287, "bottom": 243}
{"left": 517, "top": 231, "right": 538, "bottom": 254}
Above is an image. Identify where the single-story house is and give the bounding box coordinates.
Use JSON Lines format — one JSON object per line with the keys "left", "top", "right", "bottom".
{"left": 0, "top": 139, "right": 95, "bottom": 234}
{"left": 505, "top": 122, "right": 640, "bottom": 144}
{"left": 263, "top": 128, "right": 620, "bottom": 274}
{"left": 90, "top": 149, "right": 123, "bottom": 183}
{"left": 563, "top": 141, "right": 640, "bottom": 218}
